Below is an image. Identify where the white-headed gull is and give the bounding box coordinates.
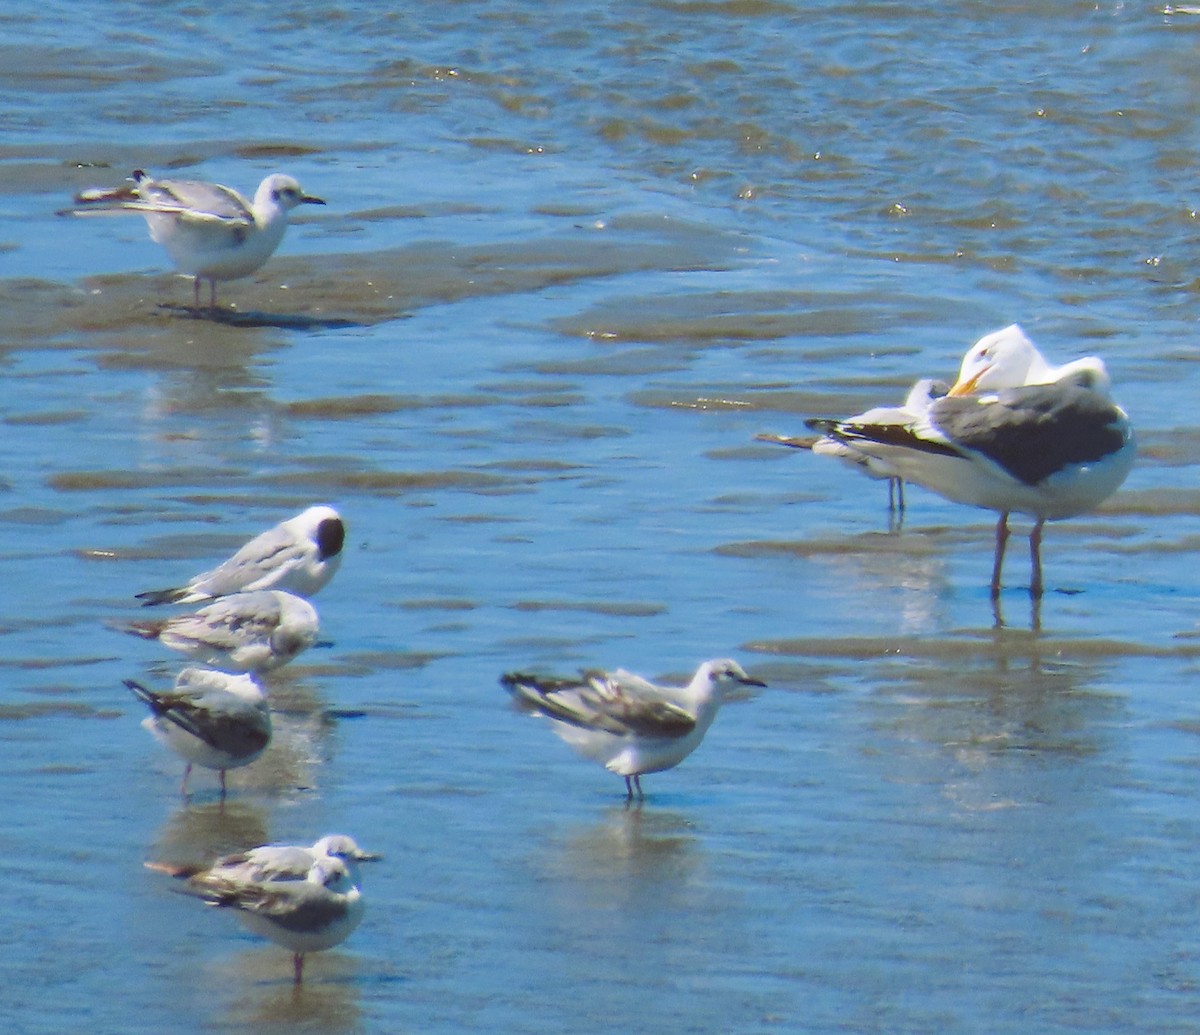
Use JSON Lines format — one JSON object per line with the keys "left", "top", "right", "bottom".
{"left": 60, "top": 169, "right": 325, "bottom": 307}
{"left": 809, "top": 328, "right": 1135, "bottom": 597}
{"left": 121, "top": 589, "right": 320, "bottom": 672}
{"left": 799, "top": 377, "right": 950, "bottom": 512}
{"left": 501, "top": 658, "right": 765, "bottom": 800}
{"left": 136, "top": 505, "right": 345, "bottom": 606}
{"left": 146, "top": 834, "right": 375, "bottom": 984}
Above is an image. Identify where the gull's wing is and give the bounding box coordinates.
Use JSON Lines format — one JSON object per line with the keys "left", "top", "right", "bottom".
{"left": 124, "top": 677, "right": 269, "bottom": 755}
{"left": 137, "top": 524, "right": 309, "bottom": 605}
{"left": 926, "top": 380, "right": 1130, "bottom": 487}
{"left": 502, "top": 669, "right": 696, "bottom": 739}
{"left": 161, "top": 592, "right": 283, "bottom": 650}
{"left": 211, "top": 845, "right": 320, "bottom": 884}
{"left": 73, "top": 173, "right": 252, "bottom": 222}
{"left": 136, "top": 178, "right": 253, "bottom": 223}
{"left": 190, "top": 524, "right": 310, "bottom": 597}
{"left": 220, "top": 877, "right": 351, "bottom": 933}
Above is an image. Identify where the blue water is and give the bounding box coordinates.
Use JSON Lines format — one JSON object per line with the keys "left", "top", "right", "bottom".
{"left": 2, "top": 1, "right": 1200, "bottom": 1032}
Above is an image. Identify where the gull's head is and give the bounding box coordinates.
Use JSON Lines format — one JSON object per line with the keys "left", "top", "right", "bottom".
{"left": 313, "top": 834, "right": 381, "bottom": 864}
{"left": 260, "top": 173, "right": 325, "bottom": 211}
{"left": 696, "top": 658, "right": 767, "bottom": 694}
{"left": 292, "top": 505, "right": 346, "bottom": 561}
{"left": 310, "top": 856, "right": 354, "bottom": 892}
{"left": 949, "top": 324, "right": 1046, "bottom": 396}
{"left": 269, "top": 593, "right": 320, "bottom": 659}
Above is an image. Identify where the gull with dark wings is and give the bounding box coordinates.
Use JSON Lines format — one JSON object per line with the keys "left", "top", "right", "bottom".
{"left": 808, "top": 326, "right": 1135, "bottom": 597}
{"left": 125, "top": 668, "right": 271, "bottom": 798}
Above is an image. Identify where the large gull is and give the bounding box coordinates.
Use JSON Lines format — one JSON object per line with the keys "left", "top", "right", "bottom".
{"left": 808, "top": 327, "right": 1135, "bottom": 597}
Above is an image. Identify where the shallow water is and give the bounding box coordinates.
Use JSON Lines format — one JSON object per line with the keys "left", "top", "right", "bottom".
{"left": 3, "top": 1, "right": 1200, "bottom": 1032}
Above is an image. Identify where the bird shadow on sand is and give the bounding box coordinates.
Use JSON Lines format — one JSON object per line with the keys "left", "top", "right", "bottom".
{"left": 157, "top": 303, "right": 366, "bottom": 330}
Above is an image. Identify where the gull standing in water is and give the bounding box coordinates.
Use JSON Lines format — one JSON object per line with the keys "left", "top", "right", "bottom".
{"left": 125, "top": 668, "right": 271, "bottom": 798}
{"left": 135, "top": 505, "right": 345, "bottom": 606}
{"left": 120, "top": 589, "right": 320, "bottom": 673}
{"left": 765, "top": 377, "right": 949, "bottom": 513}
{"left": 501, "top": 658, "right": 765, "bottom": 800}
{"left": 60, "top": 169, "right": 325, "bottom": 308}
{"left": 808, "top": 327, "right": 1135, "bottom": 597}
{"left": 146, "top": 835, "right": 375, "bottom": 984}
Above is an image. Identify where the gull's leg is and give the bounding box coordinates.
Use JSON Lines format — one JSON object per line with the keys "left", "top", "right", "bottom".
{"left": 887, "top": 478, "right": 896, "bottom": 512}
{"left": 209, "top": 278, "right": 216, "bottom": 309}
{"left": 1029, "top": 518, "right": 1045, "bottom": 598}
{"left": 624, "top": 776, "right": 634, "bottom": 802}
{"left": 633, "top": 775, "right": 644, "bottom": 800}
{"left": 179, "top": 763, "right": 192, "bottom": 797}
{"left": 990, "top": 512, "right": 1010, "bottom": 599}
{"left": 193, "top": 276, "right": 201, "bottom": 309}
{"left": 896, "top": 478, "right": 906, "bottom": 513}
{"left": 293, "top": 952, "right": 304, "bottom": 985}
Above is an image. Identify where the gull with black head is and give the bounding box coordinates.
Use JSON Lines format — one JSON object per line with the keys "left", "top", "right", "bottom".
{"left": 136, "top": 505, "right": 345, "bottom": 607}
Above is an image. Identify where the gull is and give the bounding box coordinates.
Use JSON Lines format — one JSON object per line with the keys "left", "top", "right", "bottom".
{"left": 61, "top": 169, "right": 325, "bottom": 308}
{"left": 808, "top": 332, "right": 1135, "bottom": 598}
{"left": 785, "top": 377, "right": 950, "bottom": 512}
{"left": 161, "top": 834, "right": 381, "bottom": 888}
{"left": 136, "top": 505, "right": 345, "bottom": 606}
{"left": 146, "top": 837, "right": 373, "bottom": 984}
{"left": 120, "top": 589, "right": 320, "bottom": 673}
{"left": 125, "top": 668, "right": 271, "bottom": 798}
{"left": 501, "top": 658, "right": 765, "bottom": 800}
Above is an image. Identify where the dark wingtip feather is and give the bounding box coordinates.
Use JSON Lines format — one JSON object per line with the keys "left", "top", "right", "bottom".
{"left": 135, "top": 586, "right": 187, "bottom": 607}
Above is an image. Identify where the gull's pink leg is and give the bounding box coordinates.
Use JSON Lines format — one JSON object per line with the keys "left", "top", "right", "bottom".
{"left": 990, "top": 512, "right": 1010, "bottom": 599}
{"left": 1029, "top": 518, "right": 1045, "bottom": 598}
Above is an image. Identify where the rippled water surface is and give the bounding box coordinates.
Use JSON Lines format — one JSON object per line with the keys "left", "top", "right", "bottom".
{"left": 4, "top": 1, "right": 1200, "bottom": 1032}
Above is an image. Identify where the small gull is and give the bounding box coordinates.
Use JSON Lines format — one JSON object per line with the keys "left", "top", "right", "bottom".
{"left": 808, "top": 329, "right": 1135, "bottom": 597}
{"left": 136, "top": 505, "right": 345, "bottom": 606}
{"left": 501, "top": 658, "right": 765, "bottom": 800}
{"left": 60, "top": 169, "right": 325, "bottom": 308}
{"left": 125, "top": 668, "right": 271, "bottom": 798}
{"left": 168, "top": 834, "right": 381, "bottom": 887}
{"left": 120, "top": 589, "right": 320, "bottom": 673}
{"left": 147, "top": 836, "right": 374, "bottom": 984}
{"left": 797, "top": 377, "right": 949, "bottom": 512}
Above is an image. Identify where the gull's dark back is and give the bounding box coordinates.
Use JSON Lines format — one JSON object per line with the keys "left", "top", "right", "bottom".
{"left": 929, "top": 380, "right": 1129, "bottom": 487}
